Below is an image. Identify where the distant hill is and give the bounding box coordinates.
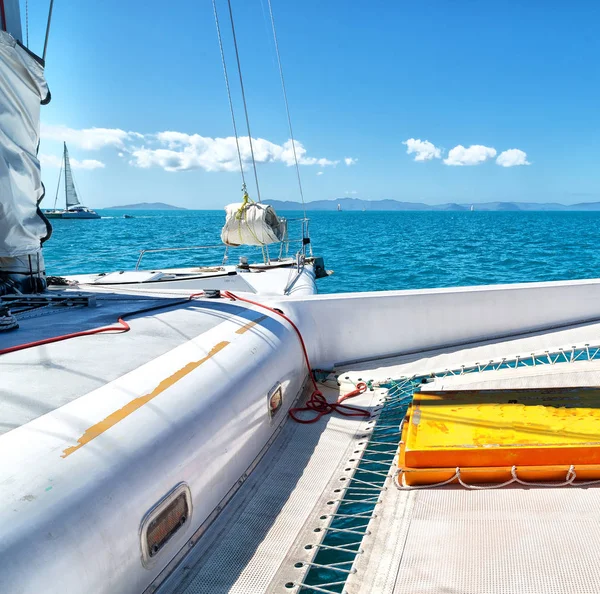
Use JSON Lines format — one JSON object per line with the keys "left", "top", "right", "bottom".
{"left": 267, "top": 198, "right": 600, "bottom": 212}
{"left": 105, "top": 202, "right": 187, "bottom": 210}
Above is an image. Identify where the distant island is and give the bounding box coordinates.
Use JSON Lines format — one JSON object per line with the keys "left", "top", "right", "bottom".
{"left": 105, "top": 202, "right": 187, "bottom": 211}
{"left": 268, "top": 198, "right": 600, "bottom": 212}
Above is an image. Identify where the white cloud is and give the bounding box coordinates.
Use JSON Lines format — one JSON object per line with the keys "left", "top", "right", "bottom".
{"left": 39, "top": 153, "right": 105, "bottom": 170}
{"left": 41, "top": 123, "right": 133, "bottom": 150}
{"left": 41, "top": 124, "right": 342, "bottom": 173}
{"left": 131, "top": 133, "right": 338, "bottom": 172}
{"left": 496, "top": 148, "right": 530, "bottom": 167}
{"left": 344, "top": 157, "right": 358, "bottom": 166}
{"left": 403, "top": 138, "right": 442, "bottom": 161}
{"left": 345, "top": 190, "right": 357, "bottom": 195}
{"left": 443, "top": 144, "right": 496, "bottom": 166}
{"left": 316, "top": 171, "right": 324, "bottom": 176}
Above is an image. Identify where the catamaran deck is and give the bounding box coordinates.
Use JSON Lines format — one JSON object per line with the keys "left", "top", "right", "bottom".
{"left": 0, "top": 290, "right": 251, "bottom": 434}
{"left": 158, "top": 319, "right": 600, "bottom": 594}
{"left": 0, "top": 262, "right": 316, "bottom": 435}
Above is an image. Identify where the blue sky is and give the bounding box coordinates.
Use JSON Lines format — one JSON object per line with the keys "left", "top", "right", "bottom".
{"left": 28, "top": 0, "right": 600, "bottom": 208}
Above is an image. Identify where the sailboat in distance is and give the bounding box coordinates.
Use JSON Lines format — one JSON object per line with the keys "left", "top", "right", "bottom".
{"left": 45, "top": 143, "right": 100, "bottom": 219}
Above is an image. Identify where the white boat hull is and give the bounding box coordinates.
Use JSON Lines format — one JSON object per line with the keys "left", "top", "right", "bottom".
{"left": 0, "top": 302, "right": 306, "bottom": 594}
{"left": 60, "top": 210, "right": 101, "bottom": 219}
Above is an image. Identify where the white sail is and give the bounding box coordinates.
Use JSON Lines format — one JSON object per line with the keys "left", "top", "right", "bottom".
{"left": 63, "top": 143, "right": 80, "bottom": 209}
{"left": 0, "top": 30, "right": 49, "bottom": 262}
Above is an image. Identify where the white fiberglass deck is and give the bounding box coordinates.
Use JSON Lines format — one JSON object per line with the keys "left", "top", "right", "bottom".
{"left": 0, "top": 290, "right": 253, "bottom": 434}
{"left": 160, "top": 318, "right": 600, "bottom": 594}
{"left": 0, "top": 262, "right": 317, "bottom": 435}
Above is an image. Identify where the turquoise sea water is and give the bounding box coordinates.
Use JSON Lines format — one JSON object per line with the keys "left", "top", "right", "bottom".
{"left": 43, "top": 209, "right": 600, "bottom": 294}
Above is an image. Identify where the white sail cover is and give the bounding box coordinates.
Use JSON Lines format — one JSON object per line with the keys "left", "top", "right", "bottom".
{"left": 0, "top": 30, "right": 49, "bottom": 258}
{"left": 221, "top": 202, "right": 285, "bottom": 246}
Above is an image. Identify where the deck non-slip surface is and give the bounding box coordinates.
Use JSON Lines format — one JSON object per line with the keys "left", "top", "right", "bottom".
{"left": 346, "top": 322, "right": 600, "bottom": 594}
{"left": 0, "top": 291, "right": 259, "bottom": 435}
{"left": 349, "top": 484, "right": 600, "bottom": 594}
{"left": 158, "top": 384, "right": 383, "bottom": 594}
{"left": 163, "top": 319, "right": 600, "bottom": 594}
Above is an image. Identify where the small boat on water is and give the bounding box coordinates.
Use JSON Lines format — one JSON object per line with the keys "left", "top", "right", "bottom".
{"left": 3, "top": 3, "right": 600, "bottom": 594}
{"left": 44, "top": 142, "right": 100, "bottom": 219}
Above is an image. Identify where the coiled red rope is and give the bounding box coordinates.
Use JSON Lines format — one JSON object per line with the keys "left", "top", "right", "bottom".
{"left": 221, "top": 290, "right": 370, "bottom": 424}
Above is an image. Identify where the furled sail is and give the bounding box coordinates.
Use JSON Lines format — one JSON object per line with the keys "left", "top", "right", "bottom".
{"left": 0, "top": 26, "right": 50, "bottom": 292}
{"left": 63, "top": 143, "right": 80, "bottom": 208}
{"left": 221, "top": 200, "right": 285, "bottom": 247}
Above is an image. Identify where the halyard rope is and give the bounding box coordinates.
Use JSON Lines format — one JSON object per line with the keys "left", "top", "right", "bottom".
{"left": 212, "top": 0, "right": 246, "bottom": 189}
{"left": 266, "top": 0, "right": 307, "bottom": 221}
{"left": 225, "top": 0, "right": 263, "bottom": 203}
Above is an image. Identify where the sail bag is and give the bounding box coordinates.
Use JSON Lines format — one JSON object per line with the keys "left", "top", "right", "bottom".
{"left": 0, "top": 31, "right": 49, "bottom": 259}
{"left": 221, "top": 202, "right": 285, "bottom": 246}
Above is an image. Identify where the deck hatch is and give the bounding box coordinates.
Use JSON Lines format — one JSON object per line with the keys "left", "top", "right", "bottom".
{"left": 141, "top": 483, "right": 192, "bottom": 565}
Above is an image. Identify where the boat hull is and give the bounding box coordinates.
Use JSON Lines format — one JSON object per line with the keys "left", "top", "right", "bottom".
{"left": 44, "top": 210, "right": 101, "bottom": 219}
{"left": 0, "top": 303, "right": 306, "bottom": 594}
{"left": 61, "top": 211, "right": 101, "bottom": 219}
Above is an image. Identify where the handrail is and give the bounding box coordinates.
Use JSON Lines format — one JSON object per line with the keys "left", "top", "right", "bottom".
{"left": 135, "top": 217, "right": 311, "bottom": 270}
{"left": 135, "top": 245, "right": 226, "bottom": 271}
{"left": 135, "top": 239, "right": 306, "bottom": 271}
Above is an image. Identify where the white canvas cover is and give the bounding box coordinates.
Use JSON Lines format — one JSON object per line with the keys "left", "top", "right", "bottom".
{"left": 221, "top": 201, "right": 285, "bottom": 246}
{"left": 0, "top": 30, "right": 49, "bottom": 259}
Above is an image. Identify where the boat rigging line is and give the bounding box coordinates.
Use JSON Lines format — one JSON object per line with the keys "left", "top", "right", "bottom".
{"left": 211, "top": 0, "right": 247, "bottom": 191}
{"left": 226, "top": 0, "right": 262, "bottom": 203}
{"left": 212, "top": 0, "right": 263, "bottom": 203}
{"left": 266, "top": 0, "right": 307, "bottom": 221}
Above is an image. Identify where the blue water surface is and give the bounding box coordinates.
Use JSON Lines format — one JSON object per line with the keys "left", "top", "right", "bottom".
{"left": 42, "top": 210, "right": 600, "bottom": 294}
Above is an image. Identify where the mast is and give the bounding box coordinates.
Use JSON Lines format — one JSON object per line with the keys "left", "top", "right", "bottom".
{"left": 53, "top": 161, "right": 62, "bottom": 210}
{"left": 0, "top": 0, "right": 23, "bottom": 42}
{"left": 63, "top": 143, "right": 67, "bottom": 209}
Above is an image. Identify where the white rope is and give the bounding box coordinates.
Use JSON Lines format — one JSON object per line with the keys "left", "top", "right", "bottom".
{"left": 266, "top": 0, "right": 307, "bottom": 220}
{"left": 394, "top": 465, "right": 600, "bottom": 491}
{"left": 211, "top": 0, "right": 246, "bottom": 189}
{"left": 226, "top": 0, "right": 262, "bottom": 203}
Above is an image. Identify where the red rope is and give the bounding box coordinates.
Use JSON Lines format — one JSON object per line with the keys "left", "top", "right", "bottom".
{"left": 0, "top": 291, "right": 206, "bottom": 357}
{"left": 221, "top": 290, "right": 370, "bottom": 423}
{"left": 0, "top": 317, "right": 130, "bottom": 356}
